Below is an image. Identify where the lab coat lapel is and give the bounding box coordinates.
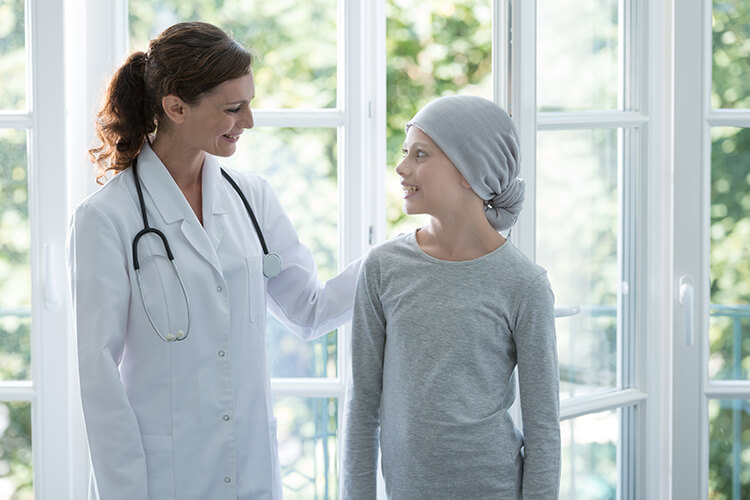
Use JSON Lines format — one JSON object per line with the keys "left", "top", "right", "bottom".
{"left": 200, "top": 155, "right": 229, "bottom": 252}
{"left": 138, "top": 143, "right": 224, "bottom": 275}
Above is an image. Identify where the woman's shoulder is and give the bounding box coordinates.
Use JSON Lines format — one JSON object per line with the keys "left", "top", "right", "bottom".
{"left": 72, "top": 169, "right": 134, "bottom": 221}
{"left": 217, "top": 164, "right": 268, "bottom": 193}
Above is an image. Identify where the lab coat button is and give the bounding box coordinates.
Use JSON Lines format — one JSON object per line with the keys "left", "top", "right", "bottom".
{"left": 218, "top": 350, "right": 225, "bottom": 357}
{"left": 217, "top": 285, "right": 223, "bottom": 292}
{"left": 223, "top": 414, "right": 230, "bottom": 421}
{"left": 224, "top": 476, "right": 231, "bottom": 484}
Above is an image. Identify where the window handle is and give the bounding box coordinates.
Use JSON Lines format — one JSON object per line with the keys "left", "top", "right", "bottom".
{"left": 679, "top": 275, "right": 695, "bottom": 347}
{"left": 554, "top": 306, "right": 581, "bottom": 318}
{"left": 43, "top": 243, "right": 60, "bottom": 310}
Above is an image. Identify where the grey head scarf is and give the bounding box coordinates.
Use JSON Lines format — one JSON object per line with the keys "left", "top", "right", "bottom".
{"left": 405, "top": 95, "right": 524, "bottom": 232}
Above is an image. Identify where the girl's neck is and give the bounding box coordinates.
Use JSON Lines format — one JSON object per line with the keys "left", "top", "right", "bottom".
{"left": 416, "top": 213, "right": 506, "bottom": 261}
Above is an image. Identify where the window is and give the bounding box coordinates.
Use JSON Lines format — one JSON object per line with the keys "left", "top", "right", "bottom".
{"left": 535, "top": 1, "right": 646, "bottom": 498}
{"left": 674, "top": 0, "right": 750, "bottom": 497}
{"left": 67, "top": 0, "right": 670, "bottom": 497}
{"left": 0, "top": 0, "right": 70, "bottom": 498}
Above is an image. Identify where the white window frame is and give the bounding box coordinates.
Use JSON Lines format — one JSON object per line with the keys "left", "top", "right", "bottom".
{"left": 508, "top": 0, "right": 672, "bottom": 498}
{"left": 54, "top": 0, "right": 674, "bottom": 498}
{"left": 673, "top": 0, "right": 750, "bottom": 498}
{"left": 0, "top": 0, "right": 74, "bottom": 497}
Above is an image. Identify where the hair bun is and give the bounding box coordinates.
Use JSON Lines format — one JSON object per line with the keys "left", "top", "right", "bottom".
{"left": 485, "top": 178, "right": 525, "bottom": 231}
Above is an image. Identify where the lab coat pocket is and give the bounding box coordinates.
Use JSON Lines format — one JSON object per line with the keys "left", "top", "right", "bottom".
{"left": 142, "top": 435, "right": 175, "bottom": 500}
{"left": 246, "top": 255, "right": 266, "bottom": 322}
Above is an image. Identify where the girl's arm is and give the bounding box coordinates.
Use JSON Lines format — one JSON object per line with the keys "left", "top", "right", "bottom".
{"left": 341, "top": 254, "right": 386, "bottom": 499}
{"left": 514, "top": 272, "right": 561, "bottom": 499}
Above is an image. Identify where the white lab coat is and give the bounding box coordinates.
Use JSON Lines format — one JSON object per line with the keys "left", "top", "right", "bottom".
{"left": 67, "top": 143, "right": 360, "bottom": 500}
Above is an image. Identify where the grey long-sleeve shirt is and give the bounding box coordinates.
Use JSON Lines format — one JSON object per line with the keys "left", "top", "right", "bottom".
{"left": 342, "top": 231, "right": 560, "bottom": 499}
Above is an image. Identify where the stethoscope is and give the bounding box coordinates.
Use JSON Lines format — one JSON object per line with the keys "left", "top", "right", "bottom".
{"left": 131, "top": 156, "right": 283, "bottom": 343}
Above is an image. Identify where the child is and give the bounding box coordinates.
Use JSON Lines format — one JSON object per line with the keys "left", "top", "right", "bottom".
{"left": 342, "top": 96, "right": 560, "bottom": 499}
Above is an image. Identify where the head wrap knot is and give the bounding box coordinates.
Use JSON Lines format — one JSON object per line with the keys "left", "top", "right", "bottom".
{"left": 405, "top": 95, "right": 524, "bottom": 231}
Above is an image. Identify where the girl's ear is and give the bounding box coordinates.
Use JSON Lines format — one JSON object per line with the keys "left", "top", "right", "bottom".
{"left": 161, "top": 95, "right": 187, "bottom": 124}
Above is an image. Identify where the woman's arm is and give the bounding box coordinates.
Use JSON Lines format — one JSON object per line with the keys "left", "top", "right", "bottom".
{"left": 513, "top": 272, "right": 561, "bottom": 499}
{"left": 341, "top": 254, "right": 386, "bottom": 499}
{"left": 258, "top": 177, "right": 361, "bottom": 339}
{"left": 67, "top": 203, "right": 149, "bottom": 500}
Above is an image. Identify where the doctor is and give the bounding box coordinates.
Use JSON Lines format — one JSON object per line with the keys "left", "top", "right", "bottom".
{"left": 67, "top": 22, "right": 359, "bottom": 500}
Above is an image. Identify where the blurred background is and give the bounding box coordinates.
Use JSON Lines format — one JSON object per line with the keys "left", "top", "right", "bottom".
{"left": 1, "top": 0, "right": 749, "bottom": 498}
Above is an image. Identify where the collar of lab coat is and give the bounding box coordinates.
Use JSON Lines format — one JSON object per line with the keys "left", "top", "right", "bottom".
{"left": 137, "top": 142, "right": 231, "bottom": 224}
{"left": 137, "top": 142, "right": 231, "bottom": 272}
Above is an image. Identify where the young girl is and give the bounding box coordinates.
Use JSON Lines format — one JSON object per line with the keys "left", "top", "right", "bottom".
{"left": 342, "top": 96, "right": 560, "bottom": 499}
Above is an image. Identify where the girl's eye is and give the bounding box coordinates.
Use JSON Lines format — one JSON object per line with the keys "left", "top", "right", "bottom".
{"left": 416, "top": 150, "right": 426, "bottom": 158}
{"left": 401, "top": 148, "right": 408, "bottom": 158}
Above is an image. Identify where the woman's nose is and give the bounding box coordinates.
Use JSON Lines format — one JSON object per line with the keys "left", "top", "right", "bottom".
{"left": 242, "top": 107, "right": 255, "bottom": 130}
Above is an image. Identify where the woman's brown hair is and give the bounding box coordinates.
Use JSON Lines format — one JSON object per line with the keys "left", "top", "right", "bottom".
{"left": 89, "top": 22, "right": 253, "bottom": 183}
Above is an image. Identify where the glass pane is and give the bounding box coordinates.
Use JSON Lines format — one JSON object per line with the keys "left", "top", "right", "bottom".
{"left": 0, "top": 401, "right": 33, "bottom": 499}
{"left": 709, "top": 399, "right": 750, "bottom": 499}
{"left": 128, "top": 0, "right": 337, "bottom": 108}
{"left": 274, "top": 397, "right": 337, "bottom": 500}
{"left": 712, "top": 1, "right": 750, "bottom": 109}
{"left": 0, "top": 129, "right": 30, "bottom": 381}
{"left": 385, "top": 0, "right": 492, "bottom": 237}
{"left": 0, "top": 0, "right": 26, "bottom": 110}
{"left": 537, "top": 129, "right": 619, "bottom": 399}
{"left": 537, "top": 0, "right": 620, "bottom": 111}
{"left": 560, "top": 410, "right": 618, "bottom": 500}
{"left": 223, "top": 128, "right": 338, "bottom": 378}
{"left": 709, "top": 127, "right": 750, "bottom": 380}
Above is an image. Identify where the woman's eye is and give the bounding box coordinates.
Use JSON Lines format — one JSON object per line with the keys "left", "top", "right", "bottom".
{"left": 227, "top": 107, "right": 241, "bottom": 114}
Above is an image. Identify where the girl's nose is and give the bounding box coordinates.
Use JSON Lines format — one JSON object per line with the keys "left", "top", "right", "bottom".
{"left": 395, "top": 158, "right": 409, "bottom": 177}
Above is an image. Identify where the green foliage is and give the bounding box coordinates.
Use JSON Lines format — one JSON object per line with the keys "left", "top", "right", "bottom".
{"left": 129, "top": 0, "right": 337, "bottom": 109}
{"left": 0, "top": 402, "right": 33, "bottom": 500}
{"left": 385, "top": 0, "right": 491, "bottom": 233}
{"left": 708, "top": 400, "right": 750, "bottom": 500}
{"left": 0, "top": 0, "right": 26, "bottom": 109}
{"left": 712, "top": 0, "right": 750, "bottom": 109}
{"left": 0, "top": 129, "right": 31, "bottom": 382}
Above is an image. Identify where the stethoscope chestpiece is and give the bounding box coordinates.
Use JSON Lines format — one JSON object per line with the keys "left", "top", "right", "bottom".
{"left": 263, "top": 253, "right": 283, "bottom": 279}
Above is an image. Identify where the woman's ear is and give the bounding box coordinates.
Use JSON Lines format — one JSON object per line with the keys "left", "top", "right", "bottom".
{"left": 161, "top": 95, "right": 187, "bottom": 124}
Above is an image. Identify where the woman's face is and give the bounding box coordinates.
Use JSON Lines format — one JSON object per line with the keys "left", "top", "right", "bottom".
{"left": 395, "top": 125, "right": 471, "bottom": 217}
{"left": 182, "top": 71, "right": 255, "bottom": 157}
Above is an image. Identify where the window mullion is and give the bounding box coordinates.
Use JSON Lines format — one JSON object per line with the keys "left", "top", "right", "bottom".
{"left": 513, "top": 0, "right": 537, "bottom": 260}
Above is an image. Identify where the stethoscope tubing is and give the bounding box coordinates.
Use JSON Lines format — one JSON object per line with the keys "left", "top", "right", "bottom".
{"left": 131, "top": 155, "right": 281, "bottom": 343}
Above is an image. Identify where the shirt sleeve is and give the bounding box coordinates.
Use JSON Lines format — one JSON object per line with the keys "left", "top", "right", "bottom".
{"left": 341, "top": 252, "right": 385, "bottom": 499}
{"left": 257, "top": 177, "right": 361, "bottom": 339}
{"left": 67, "top": 203, "right": 149, "bottom": 500}
{"left": 513, "top": 272, "right": 561, "bottom": 499}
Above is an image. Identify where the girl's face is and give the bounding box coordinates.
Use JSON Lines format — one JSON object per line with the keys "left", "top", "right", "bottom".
{"left": 395, "top": 126, "right": 473, "bottom": 217}
{"left": 181, "top": 71, "right": 256, "bottom": 157}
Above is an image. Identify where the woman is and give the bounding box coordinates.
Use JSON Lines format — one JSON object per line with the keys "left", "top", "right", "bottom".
{"left": 67, "top": 22, "right": 359, "bottom": 500}
{"left": 342, "top": 96, "right": 561, "bottom": 499}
